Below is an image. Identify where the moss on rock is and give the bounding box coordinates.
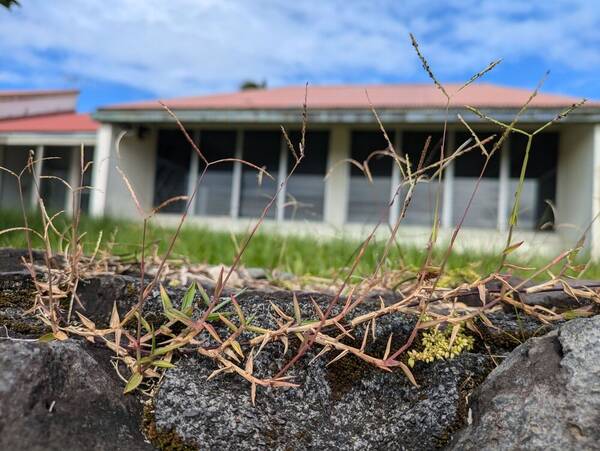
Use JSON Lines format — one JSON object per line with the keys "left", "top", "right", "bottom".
{"left": 143, "top": 401, "right": 198, "bottom": 451}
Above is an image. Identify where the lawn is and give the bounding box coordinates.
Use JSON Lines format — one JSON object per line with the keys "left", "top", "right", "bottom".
{"left": 0, "top": 209, "right": 595, "bottom": 284}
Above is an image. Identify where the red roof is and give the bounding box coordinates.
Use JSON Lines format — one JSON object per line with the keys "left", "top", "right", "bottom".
{"left": 0, "top": 113, "right": 98, "bottom": 133}
{"left": 101, "top": 83, "right": 592, "bottom": 111}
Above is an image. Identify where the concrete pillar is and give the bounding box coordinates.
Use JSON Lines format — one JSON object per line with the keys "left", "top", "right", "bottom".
{"left": 389, "top": 129, "right": 402, "bottom": 225}
{"left": 556, "top": 125, "right": 596, "bottom": 255}
{"left": 31, "top": 145, "right": 44, "bottom": 208}
{"left": 90, "top": 124, "right": 115, "bottom": 217}
{"left": 187, "top": 131, "right": 200, "bottom": 216}
{"left": 0, "top": 145, "right": 4, "bottom": 200}
{"left": 66, "top": 145, "right": 81, "bottom": 214}
{"left": 592, "top": 124, "right": 600, "bottom": 259}
{"left": 324, "top": 125, "right": 350, "bottom": 227}
{"left": 230, "top": 129, "right": 243, "bottom": 218}
{"left": 441, "top": 131, "right": 455, "bottom": 229}
{"left": 497, "top": 137, "right": 510, "bottom": 232}
{"left": 276, "top": 135, "right": 287, "bottom": 221}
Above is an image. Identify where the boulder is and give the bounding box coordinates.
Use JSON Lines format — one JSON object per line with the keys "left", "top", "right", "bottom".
{"left": 474, "top": 311, "right": 555, "bottom": 351}
{"left": 154, "top": 345, "right": 490, "bottom": 450}
{"left": 455, "top": 274, "right": 599, "bottom": 313}
{"left": 0, "top": 249, "right": 47, "bottom": 336}
{"left": 448, "top": 315, "right": 600, "bottom": 450}
{"left": 150, "top": 290, "right": 493, "bottom": 450}
{"left": 0, "top": 338, "right": 154, "bottom": 451}
{"left": 518, "top": 280, "right": 600, "bottom": 312}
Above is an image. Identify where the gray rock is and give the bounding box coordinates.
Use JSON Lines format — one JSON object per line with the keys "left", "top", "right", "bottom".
{"left": 0, "top": 247, "right": 64, "bottom": 273}
{"left": 0, "top": 249, "right": 47, "bottom": 336}
{"left": 152, "top": 293, "right": 492, "bottom": 450}
{"left": 455, "top": 275, "right": 599, "bottom": 313}
{"left": 0, "top": 339, "right": 154, "bottom": 451}
{"left": 155, "top": 350, "right": 491, "bottom": 450}
{"left": 518, "top": 280, "right": 600, "bottom": 312}
{"left": 271, "top": 270, "right": 295, "bottom": 281}
{"left": 244, "top": 267, "right": 268, "bottom": 280}
{"left": 475, "top": 311, "right": 555, "bottom": 352}
{"left": 448, "top": 315, "right": 600, "bottom": 451}
{"left": 75, "top": 273, "right": 141, "bottom": 325}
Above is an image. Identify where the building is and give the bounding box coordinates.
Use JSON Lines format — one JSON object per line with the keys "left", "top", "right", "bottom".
{"left": 1, "top": 84, "right": 599, "bottom": 257}
{"left": 0, "top": 89, "right": 98, "bottom": 213}
{"left": 91, "top": 83, "right": 600, "bottom": 257}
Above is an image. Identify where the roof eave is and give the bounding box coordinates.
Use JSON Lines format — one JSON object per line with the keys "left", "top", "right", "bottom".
{"left": 93, "top": 107, "right": 600, "bottom": 125}
{"left": 0, "top": 131, "right": 97, "bottom": 146}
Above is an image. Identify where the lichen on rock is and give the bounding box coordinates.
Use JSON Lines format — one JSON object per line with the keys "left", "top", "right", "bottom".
{"left": 407, "top": 324, "right": 475, "bottom": 367}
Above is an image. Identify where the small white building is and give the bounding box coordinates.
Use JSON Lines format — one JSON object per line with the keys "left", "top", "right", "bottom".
{"left": 0, "top": 89, "right": 97, "bottom": 213}
{"left": 1, "top": 84, "right": 600, "bottom": 258}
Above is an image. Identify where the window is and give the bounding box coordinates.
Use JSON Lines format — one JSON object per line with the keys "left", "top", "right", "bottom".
{"left": 284, "top": 131, "right": 328, "bottom": 221}
{"left": 240, "top": 131, "right": 281, "bottom": 218}
{"left": 401, "top": 131, "right": 444, "bottom": 226}
{"left": 0, "top": 146, "right": 32, "bottom": 210}
{"left": 40, "top": 146, "right": 71, "bottom": 211}
{"left": 509, "top": 133, "right": 558, "bottom": 230}
{"left": 196, "top": 131, "right": 236, "bottom": 216}
{"left": 153, "top": 130, "right": 191, "bottom": 213}
{"left": 452, "top": 132, "right": 500, "bottom": 228}
{"left": 347, "top": 131, "right": 395, "bottom": 223}
{"left": 77, "top": 146, "right": 94, "bottom": 215}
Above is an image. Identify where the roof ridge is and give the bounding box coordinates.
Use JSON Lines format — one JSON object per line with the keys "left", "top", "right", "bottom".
{"left": 0, "top": 88, "right": 79, "bottom": 98}
{"left": 0, "top": 110, "right": 79, "bottom": 122}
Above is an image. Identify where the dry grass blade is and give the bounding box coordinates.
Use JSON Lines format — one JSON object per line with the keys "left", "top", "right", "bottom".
{"left": 326, "top": 350, "right": 349, "bottom": 366}
{"left": 383, "top": 333, "right": 393, "bottom": 360}
{"left": 292, "top": 293, "right": 302, "bottom": 324}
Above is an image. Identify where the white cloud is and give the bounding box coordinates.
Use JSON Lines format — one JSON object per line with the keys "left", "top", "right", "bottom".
{"left": 0, "top": 0, "right": 598, "bottom": 97}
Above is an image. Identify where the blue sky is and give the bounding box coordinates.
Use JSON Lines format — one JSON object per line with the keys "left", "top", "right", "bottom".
{"left": 0, "top": 0, "right": 598, "bottom": 112}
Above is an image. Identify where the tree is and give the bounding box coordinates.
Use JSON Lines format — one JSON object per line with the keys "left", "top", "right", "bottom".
{"left": 239, "top": 79, "right": 267, "bottom": 90}
{"left": 1, "top": 0, "right": 20, "bottom": 9}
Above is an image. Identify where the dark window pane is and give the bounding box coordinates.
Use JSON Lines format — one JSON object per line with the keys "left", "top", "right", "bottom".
{"left": 240, "top": 131, "right": 280, "bottom": 218}
{"left": 454, "top": 132, "right": 500, "bottom": 178}
{"left": 40, "top": 146, "right": 71, "bottom": 211}
{"left": 200, "top": 131, "right": 236, "bottom": 170}
{"left": 0, "top": 146, "right": 32, "bottom": 210}
{"left": 349, "top": 131, "right": 394, "bottom": 177}
{"left": 401, "top": 131, "right": 445, "bottom": 226}
{"left": 402, "top": 131, "right": 444, "bottom": 176}
{"left": 348, "top": 131, "right": 394, "bottom": 223}
{"left": 154, "top": 129, "right": 191, "bottom": 213}
{"left": 196, "top": 131, "right": 236, "bottom": 216}
{"left": 453, "top": 132, "right": 500, "bottom": 228}
{"left": 78, "top": 146, "right": 94, "bottom": 215}
{"left": 284, "top": 131, "right": 328, "bottom": 220}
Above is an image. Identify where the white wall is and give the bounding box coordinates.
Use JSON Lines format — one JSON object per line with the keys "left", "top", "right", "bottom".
{"left": 105, "top": 127, "right": 157, "bottom": 218}
{"left": 592, "top": 125, "right": 600, "bottom": 258}
{"left": 0, "top": 92, "right": 77, "bottom": 119}
{"left": 556, "top": 125, "right": 596, "bottom": 254}
{"left": 91, "top": 124, "right": 157, "bottom": 219}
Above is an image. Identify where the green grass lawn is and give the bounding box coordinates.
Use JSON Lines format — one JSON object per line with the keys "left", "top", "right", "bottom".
{"left": 0, "top": 209, "right": 595, "bottom": 284}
